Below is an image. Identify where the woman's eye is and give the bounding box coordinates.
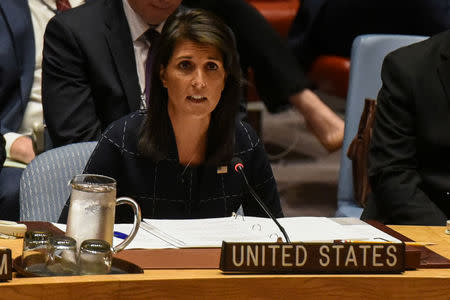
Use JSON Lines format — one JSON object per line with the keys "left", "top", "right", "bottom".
{"left": 178, "top": 61, "right": 192, "bottom": 70}
{"left": 206, "top": 62, "right": 218, "bottom": 70}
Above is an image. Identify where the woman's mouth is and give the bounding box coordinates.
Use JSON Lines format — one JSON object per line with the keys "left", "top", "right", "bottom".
{"left": 187, "top": 95, "right": 207, "bottom": 103}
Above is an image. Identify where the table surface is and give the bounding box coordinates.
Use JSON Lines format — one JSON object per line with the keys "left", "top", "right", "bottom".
{"left": 1, "top": 225, "right": 449, "bottom": 299}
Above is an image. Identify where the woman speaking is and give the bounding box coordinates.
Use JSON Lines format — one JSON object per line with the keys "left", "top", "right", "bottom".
{"left": 60, "top": 9, "right": 283, "bottom": 222}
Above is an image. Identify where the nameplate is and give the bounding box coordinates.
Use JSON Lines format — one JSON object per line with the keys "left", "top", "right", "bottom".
{"left": 220, "top": 241, "right": 405, "bottom": 274}
{"left": 0, "top": 249, "right": 12, "bottom": 281}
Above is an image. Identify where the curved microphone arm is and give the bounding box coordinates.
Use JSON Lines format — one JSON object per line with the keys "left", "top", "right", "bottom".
{"left": 232, "top": 157, "right": 291, "bottom": 243}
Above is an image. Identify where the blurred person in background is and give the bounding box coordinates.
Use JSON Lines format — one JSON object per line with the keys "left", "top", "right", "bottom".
{"left": 362, "top": 30, "right": 450, "bottom": 225}
{"left": 289, "top": 0, "right": 450, "bottom": 69}
{"left": 0, "top": 0, "right": 84, "bottom": 220}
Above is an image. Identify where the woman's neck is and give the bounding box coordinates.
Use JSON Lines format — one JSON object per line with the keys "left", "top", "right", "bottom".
{"left": 169, "top": 111, "right": 210, "bottom": 165}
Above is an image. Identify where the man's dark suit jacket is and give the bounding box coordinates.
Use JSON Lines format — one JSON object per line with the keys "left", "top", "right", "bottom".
{"left": 0, "top": 0, "right": 35, "bottom": 135}
{"left": 288, "top": 0, "right": 450, "bottom": 69}
{"left": 364, "top": 30, "right": 450, "bottom": 225}
{"left": 42, "top": 0, "right": 141, "bottom": 147}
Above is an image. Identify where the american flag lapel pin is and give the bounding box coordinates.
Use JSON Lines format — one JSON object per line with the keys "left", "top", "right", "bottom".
{"left": 217, "top": 165, "right": 228, "bottom": 174}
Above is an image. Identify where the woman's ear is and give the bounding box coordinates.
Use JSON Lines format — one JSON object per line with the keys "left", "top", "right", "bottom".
{"left": 160, "top": 65, "right": 167, "bottom": 88}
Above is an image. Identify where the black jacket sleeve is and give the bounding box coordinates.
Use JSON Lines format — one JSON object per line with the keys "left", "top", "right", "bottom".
{"left": 237, "top": 122, "right": 283, "bottom": 218}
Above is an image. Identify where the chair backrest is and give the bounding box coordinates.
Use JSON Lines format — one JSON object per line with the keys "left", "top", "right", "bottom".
{"left": 336, "top": 34, "right": 428, "bottom": 218}
{"left": 20, "top": 141, "right": 97, "bottom": 222}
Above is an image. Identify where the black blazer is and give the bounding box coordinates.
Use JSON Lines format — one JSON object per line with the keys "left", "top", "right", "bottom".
{"left": 42, "top": 0, "right": 141, "bottom": 147}
{"left": 365, "top": 30, "right": 450, "bottom": 225}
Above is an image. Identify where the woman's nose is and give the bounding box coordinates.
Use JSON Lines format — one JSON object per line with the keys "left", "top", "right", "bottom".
{"left": 191, "top": 70, "right": 206, "bottom": 88}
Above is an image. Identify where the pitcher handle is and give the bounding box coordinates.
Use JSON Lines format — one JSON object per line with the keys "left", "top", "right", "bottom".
{"left": 112, "top": 197, "right": 141, "bottom": 253}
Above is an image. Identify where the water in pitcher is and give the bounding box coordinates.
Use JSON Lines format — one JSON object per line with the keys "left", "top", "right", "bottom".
{"left": 66, "top": 183, "right": 116, "bottom": 249}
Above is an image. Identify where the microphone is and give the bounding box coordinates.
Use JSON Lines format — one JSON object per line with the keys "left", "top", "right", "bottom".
{"left": 231, "top": 157, "right": 291, "bottom": 243}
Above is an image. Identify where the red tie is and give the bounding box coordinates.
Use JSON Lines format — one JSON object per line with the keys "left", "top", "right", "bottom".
{"left": 56, "top": 0, "right": 72, "bottom": 11}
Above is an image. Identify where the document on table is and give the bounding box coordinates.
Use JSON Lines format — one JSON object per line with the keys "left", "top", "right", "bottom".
{"left": 54, "top": 217, "right": 401, "bottom": 250}
{"left": 138, "top": 217, "right": 401, "bottom": 248}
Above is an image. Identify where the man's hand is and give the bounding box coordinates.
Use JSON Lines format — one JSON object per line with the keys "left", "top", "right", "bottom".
{"left": 10, "top": 136, "right": 36, "bottom": 164}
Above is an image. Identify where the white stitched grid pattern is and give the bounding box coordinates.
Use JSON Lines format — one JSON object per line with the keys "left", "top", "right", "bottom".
{"left": 97, "top": 117, "right": 261, "bottom": 159}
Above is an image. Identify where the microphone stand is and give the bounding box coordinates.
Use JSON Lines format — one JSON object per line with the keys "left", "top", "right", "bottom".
{"left": 234, "top": 163, "right": 291, "bottom": 243}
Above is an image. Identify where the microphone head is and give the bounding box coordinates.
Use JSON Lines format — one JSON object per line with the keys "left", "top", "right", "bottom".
{"left": 230, "top": 157, "right": 244, "bottom": 173}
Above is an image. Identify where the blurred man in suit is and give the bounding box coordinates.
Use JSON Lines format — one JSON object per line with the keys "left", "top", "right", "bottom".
{"left": 363, "top": 30, "right": 450, "bottom": 225}
{"left": 0, "top": 0, "right": 84, "bottom": 220}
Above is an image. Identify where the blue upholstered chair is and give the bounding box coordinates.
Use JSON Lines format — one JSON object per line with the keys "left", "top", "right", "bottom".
{"left": 20, "top": 142, "right": 97, "bottom": 222}
{"left": 336, "top": 34, "right": 428, "bottom": 218}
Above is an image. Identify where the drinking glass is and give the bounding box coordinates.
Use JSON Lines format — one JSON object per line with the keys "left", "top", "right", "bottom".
{"left": 22, "top": 231, "right": 51, "bottom": 273}
{"left": 46, "top": 236, "right": 78, "bottom": 275}
{"left": 78, "top": 239, "right": 112, "bottom": 275}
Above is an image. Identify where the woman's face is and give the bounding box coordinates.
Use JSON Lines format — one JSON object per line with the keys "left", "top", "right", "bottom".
{"left": 160, "top": 40, "right": 226, "bottom": 119}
